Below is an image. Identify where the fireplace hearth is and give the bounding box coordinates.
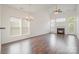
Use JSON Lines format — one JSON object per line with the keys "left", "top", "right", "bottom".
{"left": 57, "top": 28, "right": 65, "bottom": 34}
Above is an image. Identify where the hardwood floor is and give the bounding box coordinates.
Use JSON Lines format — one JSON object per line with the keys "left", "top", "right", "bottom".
{"left": 1, "top": 34, "right": 79, "bottom": 54}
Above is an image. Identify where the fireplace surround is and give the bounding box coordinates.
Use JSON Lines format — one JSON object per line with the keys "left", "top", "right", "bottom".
{"left": 57, "top": 28, "right": 65, "bottom": 34}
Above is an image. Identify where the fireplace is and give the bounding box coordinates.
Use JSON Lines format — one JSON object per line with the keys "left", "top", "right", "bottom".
{"left": 57, "top": 28, "right": 65, "bottom": 34}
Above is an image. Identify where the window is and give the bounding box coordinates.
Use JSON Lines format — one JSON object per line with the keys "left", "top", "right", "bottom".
{"left": 51, "top": 20, "right": 55, "bottom": 27}
{"left": 56, "top": 18, "right": 66, "bottom": 27}
{"left": 22, "top": 19, "right": 30, "bottom": 35}
{"left": 67, "top": 17, "right": 76, "bottom": 34}
{"left": 10, "top": 17, "right": 30, "bottom": 36}
{"left": 10, "top": 17, "right": 21, "bottom": 36}
{"left": 56, "top": 18, "right": 66, "bottom": 22}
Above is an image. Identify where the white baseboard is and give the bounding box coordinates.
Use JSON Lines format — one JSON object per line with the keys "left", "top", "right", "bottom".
{"left": 2, "top": 32, "right": 49, "bottom": 44}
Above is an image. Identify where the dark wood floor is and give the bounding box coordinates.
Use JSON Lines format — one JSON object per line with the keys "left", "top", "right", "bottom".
{"left": 1, "top": 34, "right": 79, "bottom": 54}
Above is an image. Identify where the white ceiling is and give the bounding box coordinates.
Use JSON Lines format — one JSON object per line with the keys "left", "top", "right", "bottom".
{"left": 7, "top": 4, "right": 55, "bottom": 13}
{"left": 7, "top": 4, "right": 77, "bottom": 13}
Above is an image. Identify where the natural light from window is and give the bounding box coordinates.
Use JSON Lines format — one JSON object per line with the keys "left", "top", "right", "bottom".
{"left": 10, "top": 17, "right": 30, "bottom": 37}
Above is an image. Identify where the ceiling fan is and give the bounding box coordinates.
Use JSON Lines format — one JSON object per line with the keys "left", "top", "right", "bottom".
{"left": 25, "top": 4, "right": 34, "bottom": 20}
{"left": 53, "top": 5, "right": 62, "bottom": 14}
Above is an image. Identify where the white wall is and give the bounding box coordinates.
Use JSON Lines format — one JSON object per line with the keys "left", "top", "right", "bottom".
{"left": 76, "top": 5, "right": 79, "bottom": 39}
{"left": 0, "top": 5, "right": 2, "bottom": 53}
{"left": 76, "top": 17, "right": 79, "bottom": 39}
{"left": 1, "top": 5, "right": 50, "bottom": 44}
{"left": 30, "top": 11, "right": 50, "bottom": 37}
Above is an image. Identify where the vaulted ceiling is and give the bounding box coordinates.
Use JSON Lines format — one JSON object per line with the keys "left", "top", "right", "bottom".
{"left": 7, "top": 4, "right": 77, "bottom": 14}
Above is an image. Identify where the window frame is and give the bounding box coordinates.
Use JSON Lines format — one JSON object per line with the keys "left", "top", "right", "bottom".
{"left": 9, "top": 16, "right": 30, "bottom": 37}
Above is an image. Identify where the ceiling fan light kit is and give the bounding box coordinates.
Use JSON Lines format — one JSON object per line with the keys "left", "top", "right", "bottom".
{"left": 54, "top": 9, "right": 62, "bottom": 14}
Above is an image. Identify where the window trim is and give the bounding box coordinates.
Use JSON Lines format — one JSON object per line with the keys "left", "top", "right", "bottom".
{"left": 9, "top": 16, "right": 30, "bottom": 37}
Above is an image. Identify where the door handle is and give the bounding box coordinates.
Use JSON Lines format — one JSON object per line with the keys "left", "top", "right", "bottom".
{"left": 0, "top": 27, "right": 5, "bottom": 29}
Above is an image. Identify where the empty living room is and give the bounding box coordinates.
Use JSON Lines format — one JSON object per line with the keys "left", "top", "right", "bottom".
{"left": 0, "top": 4, "right": 79, "bottom": 54}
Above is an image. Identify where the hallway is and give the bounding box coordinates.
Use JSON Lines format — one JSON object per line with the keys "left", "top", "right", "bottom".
{"left": 1, "top": 34, "right": 79, "bottom": 54}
